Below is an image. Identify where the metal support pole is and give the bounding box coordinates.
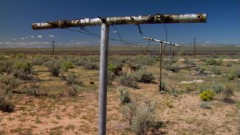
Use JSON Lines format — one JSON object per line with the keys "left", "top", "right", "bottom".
{"left": 159, "top": 42, "right": 163, "bottom": 92}
{"left": 194, "top": 37, "right": 196, "bottom": 58}
{"left": 52, "top": 41, "right": 55, "bottom": 55}
{"left": 98, "top": 23, "right": 109, "bottom": 135}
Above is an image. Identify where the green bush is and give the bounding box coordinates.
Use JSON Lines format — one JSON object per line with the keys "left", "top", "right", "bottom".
{"left": 13, "top": 61, "right": 33, "bottom": 80}
{"left": 200, "top": 101, "right": 211, "bottom": 109}
{"left": 213, "top": 83, "right": 224, "bottom": 94}
{"left": 211, "top": 67, "right": 221, "bottom": 75}
{"left": 65, "top": 72, "right": 78, "bottom": 85}
{"left": 0, "top": 60, "right": 13, "bottom": 74}
{"left": 32, "top": 55, "right": 49, "bottom": 65}
{"left": 84, "top": 62, "right": 99, "bottom": 70}
{"left": 200, "top": 90, "right": 215, "bottom": 101}
{"left": 206, "top": 58, "right": 223, "bottom": 65}
{"left": 0, "top": 95, "right": 15, "bottom": 112}
{"left": 108, "top": 63, "right": 117, "bottom": 72}
{"left": 119, "top": 73, "right": 138, "bottom": 88}
{"left": 119, "top": 88, "right": 131, "bottom": 104}
{"left": 108, "top": 71, "right": 116, "bottom": 83}
{"left": 61, "top": 61, "right": 74, "bottom": 72}
{"left": 165, "top": 64, "right": 179, "bottom": 72}
{"left": 134, "top": 70, "right": 155, "bottom": 83}
{"left": 236, "top": 69, "right": 240, "bottom": 78}
{"left": 223, "top": 85, "right": 234, "bottom": 102}
{"left": 227, "top": 72, "right": 235, "bottom": 81}
{"left": 184, "top": 57, "right": 195, "bottom": 65}
{"left": 46, "top": 60, "right": 61, "bottom": 76}
{"left": 198, "top": 85, "right": 208, "bottom": 93}
{"left": 122, "top": 99, "right": 160, "bottom": 135}
{"left": 0, "top": 75, "right": 20, "bottom": 94}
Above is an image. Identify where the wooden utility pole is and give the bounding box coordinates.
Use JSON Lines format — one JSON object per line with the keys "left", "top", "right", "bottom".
{"left": 32, "top": 13, "right": 206, "bottom": 135}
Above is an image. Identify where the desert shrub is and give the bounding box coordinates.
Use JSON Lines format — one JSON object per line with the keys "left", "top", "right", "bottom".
{"left": 108, "top": 63, "right": 117, "bottom": 72}
{"left": 128, "top": 62, "right": 142, "bottom": 71}
{"left": 185, "top": 84, "right": 197, "bottom": 93}
{"left": 226, "top": 62, "right": 233, "bottom": 67}
{"left": 211, "top": 66, "right": 221, "bottom": 75}
{"left": 0, "top": 94, "right": 15, "bottom": 112}
{"left": 67, "top": 86, "right": 78, "bottom": 97}
{"left": 84, "top": 62, "right": 99, "bottom": 70}
{"left": 134, "top": 70, "right": 155, "bottom": 83}
{"left": 206, "top": 58, "right": 223, "bottom": 65}
{"left": 119, "top": 88, "right": 131, "bottom": 104}
{"left": 223, "top": 85, "right": 234, "bottom": 102}
{"left": 61, "top": 61, "right": 74, "bottom": 72}
{"left": 184, "top": 57, "right": 195, "bottom": 65}
{"left": 122, "top": 99, "right": 160, "bottom": 135}
{"left": 32, "top": 55, "right": 49, "bottom": 65}
{"left": 165, "top": 64, "right": 179, "bottom": 72}
{"left": 46, "top": 60, "right": 61, "bottom": 76}
{"left": 119, "top": 73, "right": 138, "bottom": 88}
{"left": 0, "top": 60, "right": 13, "bottom": 74}
{"left": 200, "top": 101, "right": 211, "bottom": 109}
{"left": 236, "top": 69, "right": 240, "bottom": 78}
{"left": 13, "top": 61, "right": 33, "bottom": 80}
{"left": 65, "top": 72, "right": 78, "bottom": 85}
{"left": 213, "top": 83, "right": 224, "bottom": 94}
{"left": 227, "top": 71, "right": 235, "bottom": 81}
{"left": 120, "top": 88, "right": 131, "bottom": 104}
{"left": 200, "top": 90, "right": 215, "bottom": 101}
{"left": 198, "top": 85, "right": 208, "bottom": 93}
{"left": 108, "top": 71, "right": 116, "bottom": 83}
{"left": 160, "top": 81, "right": 166, "bottom": 91}
{"left": 0, "top": 75, "right": 20, "bottom": 94}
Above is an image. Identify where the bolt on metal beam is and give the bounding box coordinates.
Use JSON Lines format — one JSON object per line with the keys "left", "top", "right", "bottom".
{"left": 32, "top": 13, "right": 206, "bottom": 30}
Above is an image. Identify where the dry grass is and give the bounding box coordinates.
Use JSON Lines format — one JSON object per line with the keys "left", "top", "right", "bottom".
{"left": 0, "top": 55, "right": 239, "bottom": 134}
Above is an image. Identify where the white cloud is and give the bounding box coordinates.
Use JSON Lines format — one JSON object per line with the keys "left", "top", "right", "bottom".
{"left": 13, "top": 39, "right": 17, "bottom": 41}
{"left": 30, "top": 36, "right": 34, "bottom": 38}
{"left": 37, "top": 35, "right": 42, "bottom": 38}
{"left": 206, "top": 40, "right": 210, "bottom": 44}
{"left": 48, "top": 35, "right": 55, "bottom": 38}
{"left": 21, "top": 37, "right": 25, "bottom": 40}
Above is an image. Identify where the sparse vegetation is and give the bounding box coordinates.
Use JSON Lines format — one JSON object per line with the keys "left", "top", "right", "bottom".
{"left": 84, "top": 62, "right": 99, "bottom": 70}
{"left": 118, "top": 73, "right": 138, "bottom": 88}
{"left": 119, "top": 88, "right": 131, "bottom": 104}
{"left": 227, "top": 71, "right": 235, "bottom": 81}
{"left": 200, "top": 101, "right": 211, "bottom": 109}
{"left": 213, "top": 83, "right": 224, "bottom": 94}
{"left": 200, "top": 90, "right": 215, "bottom": 101}
{"left": 223, "top": 85, "right": 234, "bottom": 102}
{"left": 46, "top": 60, "right": 61, "bottom": 76}
{"left": 0, "top": 94, "right": 15, "bottom": 112}
{"left": 0, "top": 52, "right": 239, "bottom": 134}
{"left": 121, "top": 98, "right": 161, "bottom": 135}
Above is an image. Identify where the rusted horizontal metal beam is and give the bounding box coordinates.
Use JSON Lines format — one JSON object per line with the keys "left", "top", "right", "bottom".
{"left": 32, "top": 13, "right": 206, "bottom": 30}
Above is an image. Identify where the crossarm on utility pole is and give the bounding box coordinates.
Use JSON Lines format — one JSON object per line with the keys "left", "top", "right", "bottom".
{"left": 143, "top": 37, "right": 181, "bottom": 47}
{"left": 32, "top": 14, "right": 206, "bottom": 30}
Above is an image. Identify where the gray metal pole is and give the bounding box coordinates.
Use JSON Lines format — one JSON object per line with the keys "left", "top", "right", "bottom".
{"left": 52, "top": 41, "right": 55, "bottom": 55}
{"left": 98, "top": 23, "right": 109, "bottom": 135}
{"left": 159, "top": 42, "right": 163, "bottom": 92}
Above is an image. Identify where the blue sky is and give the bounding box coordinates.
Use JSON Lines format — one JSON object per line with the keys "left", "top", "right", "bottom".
{"left": 0, "top": 0, "right": 239, "bottom": 48}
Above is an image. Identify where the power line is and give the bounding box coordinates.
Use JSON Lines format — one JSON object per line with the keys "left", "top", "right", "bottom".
{"left": 64, "top": 26, "right": 147, "bottom": 46}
